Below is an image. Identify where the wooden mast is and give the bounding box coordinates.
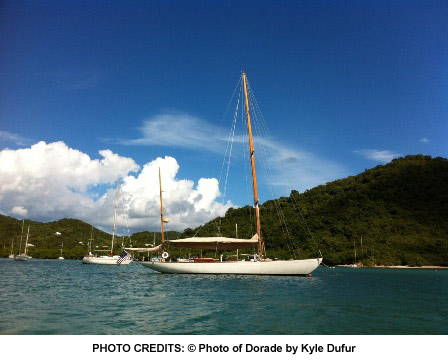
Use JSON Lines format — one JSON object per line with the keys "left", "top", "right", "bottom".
{"left": 10, "top": 237, "right": 14, "bottom": 257}
{"left": 88, "top": 225, "right": 93, "bottom": 254}
{"left": 24, "top": 225, "right": 30, "bottom": 256}
{"left": 159, "top": 167, "right": 166, "bottom": 256}
{"left": 19, "top": 219, "right": 24, "bottom": 254}
{"left": 242, "top": 72, "right": 263, "bottom": 259}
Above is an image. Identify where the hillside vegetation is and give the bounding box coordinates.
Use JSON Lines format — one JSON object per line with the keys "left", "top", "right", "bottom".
{"left": 184, "top": 155, "right": 448, "bottom": 266}
{"left": 1, "top": 155, "right": 447, "bottom": 265}
{"left": 0, "top": 216, "right": 180, "bottom": 260}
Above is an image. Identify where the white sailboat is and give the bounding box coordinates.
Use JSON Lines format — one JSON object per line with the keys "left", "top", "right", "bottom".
{"left": 140, "top": 72, "right": 322, "bottom": 275}
{"left": 82, "top": 182, "right": 133, "bottom": 265}
{"left": 58, "top": 242, "right": 64, "bottom": 260}
{"left": 12, "top": 220, "right": 25, "bottom": 259}
{"left": 15, "top": 225, "right": 33, "bottom": 261}
{"left": 349, "top": 239, "right": 359, "bottom": 267}
{"left": 8, "top": 238, "right": 15, "bottom": 259}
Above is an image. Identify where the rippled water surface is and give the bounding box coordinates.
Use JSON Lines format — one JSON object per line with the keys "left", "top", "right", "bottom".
{"left": 0, "top": 259, "right": 447, "bottom": 334}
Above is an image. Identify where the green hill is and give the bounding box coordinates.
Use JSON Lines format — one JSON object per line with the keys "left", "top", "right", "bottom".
{"left": 0, "top": 216, "right": 181, "bottom": 259}
{"left": 1, "top": 155, "right": 447, "bottom": 265}
{"left": 184, "top": 155, "right": 448, "bottom": 266}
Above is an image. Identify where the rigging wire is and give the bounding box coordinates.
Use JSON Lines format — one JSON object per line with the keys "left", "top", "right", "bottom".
{"left": 246, "top": 81, "right": 298, "bottom": 257}
{"left": 118, "top": 181, "right": 133, "bottom": 247}
{"left": 253, "top": 89, "right": 322, "bottom": 258}
{"left": 246, "top": 78, "right": 323, "bottom": 258}
{"left": 191, "top": 77, "right": 242, "bottom": 239}
{"left": 220, "top": 93, "right": 240, "bottom": 200}
{"left": 248, "top": 82, "right": 308, "bottom": 249}
{"left": 218, "top": 83, "right": 242, "bottom": 188}
{"left": 201, "top": 76, "right": 243, "bottom": 176}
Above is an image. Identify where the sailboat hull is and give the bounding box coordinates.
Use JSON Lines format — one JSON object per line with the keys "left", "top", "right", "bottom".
{"left": 82, "top": 256, "right": 133, "bottom": 265}
{"left": 14, "top": 254, "right": 32, "bottom": 261}
{"left": 140, "top": 258, "right": 322, "bottom": 275}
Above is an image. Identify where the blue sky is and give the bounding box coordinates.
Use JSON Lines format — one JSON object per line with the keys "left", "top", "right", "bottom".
{"left": 0, "top": 1, "right": 447, "bottom": 231}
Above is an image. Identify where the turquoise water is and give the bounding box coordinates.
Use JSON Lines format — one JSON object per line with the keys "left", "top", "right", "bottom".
{"left": 0, "top": 259, "right": 447, "bottom": 334}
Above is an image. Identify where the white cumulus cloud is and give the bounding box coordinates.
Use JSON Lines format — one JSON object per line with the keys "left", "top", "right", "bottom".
{"left": 11, "top": 206, "right": 28, "bottom": 217}
{"left": 117, "top": 156, "right": 231, "bottom": 231}
{"left": 0, "top": 141, "right": 231, "bottom": 232}
{"left": 0, "top": 141, "right": 139, "bottom": 222}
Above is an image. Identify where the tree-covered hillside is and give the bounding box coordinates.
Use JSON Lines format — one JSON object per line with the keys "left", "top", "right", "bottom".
{"left": 1, "top": 155, "right": 447, "bottom": 265}
{"left": 0, "top": 215, "right": 180, "bottom": 259}
{"left": 185, "top": 155, "right": 448, "bottom": 266}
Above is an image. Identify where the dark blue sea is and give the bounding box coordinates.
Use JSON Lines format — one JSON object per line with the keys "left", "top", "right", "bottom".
{"left": 0, "top": 259, "right": 446, "bottom": 335}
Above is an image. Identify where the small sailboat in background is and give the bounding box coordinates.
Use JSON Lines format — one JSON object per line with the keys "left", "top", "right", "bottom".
{"left": 348, "top": 239, "right": 359, "bottom": 267}
{"left": 82, "top": 182, "right": 133, "bottom": 265}
{"left": 8, "top": 238, "right": 15, "bottom": 259}
{"left": 15, "top": 225, "right": 33, "bottom": 261}
{"left": 353, "top": 239, "right": 358, "bottom": 267}
{"left": 82, "top": 226, "right": 95, "bottom": 261}
{"left": 12, "top": 219, "right": 25, "bottom": 260}
{"left": 58, "top": 242, "right": 64, "bottom": 260}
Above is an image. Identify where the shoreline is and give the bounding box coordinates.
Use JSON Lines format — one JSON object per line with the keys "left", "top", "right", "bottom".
{"left": 335, "top": 264, "right": 448, "bottom": 269}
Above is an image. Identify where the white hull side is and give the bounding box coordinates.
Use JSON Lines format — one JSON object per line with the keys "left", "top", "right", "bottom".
{"left": 82, "top": 256, "right": 133, "bottom": 265}
{"left": 140, "top": 258, "right": 322, "bottom": 275}
{"left": 14, "top": 254, "right": 32, "bottom": 261}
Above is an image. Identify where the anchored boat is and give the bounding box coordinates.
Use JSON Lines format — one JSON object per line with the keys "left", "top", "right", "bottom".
{"left": 82, "top": 182, "right": 133, "bottom": 265}
{"left": 8, "top": 237, "right": 15, "bottom": 259}
{"left": 15, "top": 223, "right": 33, "bottom": 261}
{"left": 58, "top": 241, "right": 64, "bottom": 260}
{"left": 140, "top": 72, "right": 322, "bottom": 275}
